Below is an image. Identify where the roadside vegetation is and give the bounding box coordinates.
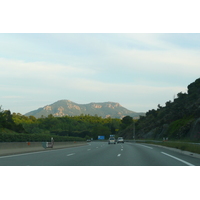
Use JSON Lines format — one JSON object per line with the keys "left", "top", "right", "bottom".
{"left": 118, "top": 78, "right": 200, "bottom": 154}
{"left": 0, "top": 107, "right": 122, "bottom": 142}
{"left": 134, "top": 78, "right": 200, "bottom": 141}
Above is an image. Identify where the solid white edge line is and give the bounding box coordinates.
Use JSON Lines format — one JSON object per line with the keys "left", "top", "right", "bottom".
{"left": 0, "top": 145, "right": 88, "bottom": 159}
{"left": 161, "top": 152, "right": 195, "bottom": 166}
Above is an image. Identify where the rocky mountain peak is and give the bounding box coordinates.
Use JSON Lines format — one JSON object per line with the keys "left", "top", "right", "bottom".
{"left": 25, "top": 99, "right": 145, "bottom": 119}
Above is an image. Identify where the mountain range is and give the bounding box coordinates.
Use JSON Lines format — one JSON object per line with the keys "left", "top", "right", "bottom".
{"left": 25, "top": 100, "right": 145, "bottom": 119}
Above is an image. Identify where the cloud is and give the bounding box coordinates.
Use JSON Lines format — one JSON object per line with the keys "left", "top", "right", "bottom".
{"left": 96, "top": 39, "right": 200, "bottom": 87}
{"left": 1, "top": 33, "right": 199, "bottom": 114}
{"left": 67, "top": 77, "right": 186, "bottom": 111}
{"left": 47, "top": 34, "right": 200, "bottom": 83}
{"left": 2, "top": 34, "right": 199, "bottom": 81}
{"left": 0, "top": 57, "right": 98, "bottom": 104}
{"left": 1, "top": 96, "right": 23, "bottom": 99}
{"left": 0, "top": 57, "right": 96, "bottom": 81}
{"left": 71, "top": 78, "right": 186, "bottom": 95}
{"left": 1, "top": 57, "right": 94, "bottom": 73}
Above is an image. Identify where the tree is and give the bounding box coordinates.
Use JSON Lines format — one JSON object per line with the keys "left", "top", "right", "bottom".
{"left": 91, "top": 125, "right": 111, "bottom": 139}
{"left": 157, "top": 104, "right": 162, "bottom": 109}
{"left": 0, "top": 106, "right": 6, "bottom": 128}
{"left": 121, "top": 116, "right": 133, "bottom": 129}
{"left": 29, "top": 115, "right": 37, "bottom": 122}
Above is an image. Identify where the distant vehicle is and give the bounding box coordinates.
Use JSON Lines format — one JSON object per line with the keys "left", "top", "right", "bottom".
{"left": 110, "top": 135, "right": 115, "bottom": 137}
{"left": 86, "top": 139, "right": 91, "bottom": 142}
{"left": 108, "top": 137, "right": 116, "bottom": 144}
{"left": 117, "top": 137, "right": 124, "bottom": 143}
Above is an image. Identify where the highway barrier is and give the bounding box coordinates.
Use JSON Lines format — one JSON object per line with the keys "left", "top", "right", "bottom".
{"left": 0, "top": 141, "right": 87, "bottom": 156}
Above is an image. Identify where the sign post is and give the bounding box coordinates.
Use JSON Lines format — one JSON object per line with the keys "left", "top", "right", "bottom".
{"left": 133, "top": 122, "right": 135, "bottom": 142}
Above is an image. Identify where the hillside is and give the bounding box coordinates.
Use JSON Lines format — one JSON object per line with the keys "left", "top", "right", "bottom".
{"left": 25, "top": 100, "right": 144, "bottom": 119}
{"left": 122, "top": 78, "right": 200, "bottom": 141}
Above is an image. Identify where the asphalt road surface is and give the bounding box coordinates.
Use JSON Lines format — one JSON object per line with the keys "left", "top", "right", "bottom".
{"left": 1, "top": 141, "right": 200, "bottom": 166}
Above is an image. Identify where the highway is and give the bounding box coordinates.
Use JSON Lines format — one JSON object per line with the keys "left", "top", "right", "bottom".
{"left": 1, "top": 141, "right": 200, "bottom": 166}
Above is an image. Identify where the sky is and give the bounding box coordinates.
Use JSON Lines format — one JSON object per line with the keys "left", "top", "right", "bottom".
{"left": 1, "top": 33, "right": 200, "bottom": 114}
{"left": 0, "top": 1, "right": 200, "bottom": 115}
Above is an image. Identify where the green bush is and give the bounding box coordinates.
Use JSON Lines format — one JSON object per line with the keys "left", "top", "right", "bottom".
{"left": 0, "top": 133, "right": 85, "bottom": 142}
{"left": 167, "top": 117, "right": 194, "bottom": 139}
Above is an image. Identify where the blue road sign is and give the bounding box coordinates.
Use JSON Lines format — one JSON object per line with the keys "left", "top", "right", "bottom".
{"left": 98, "top": 136, "right": 105, "bottom": 140}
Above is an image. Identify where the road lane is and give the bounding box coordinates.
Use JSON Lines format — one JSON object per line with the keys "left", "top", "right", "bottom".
{"left": 161, "top": 152, "right": 194, "bottom": 166}
{"left": 126, "top": 142, "right": 200, "bottom": 166}
{"left": 0, "top": 141, "right": 200, "bottom": 166}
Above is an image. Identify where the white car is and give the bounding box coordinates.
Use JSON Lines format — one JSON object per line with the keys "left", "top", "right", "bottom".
{"left": 108, "top": 137, "right": 116, "bottom": 144}
{"left": 117, "top": 137, "right": 124, "bottom": 143}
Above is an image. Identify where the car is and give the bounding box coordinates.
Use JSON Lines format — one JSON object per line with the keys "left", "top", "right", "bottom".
{"left": 86, "top": 139, "right": 91, "bottom": 142}
{"left": 108, "top": 137, "right": 116, "bottom": 144}
{"left": 117, "top": 137, "right": 124, "bottom": 143}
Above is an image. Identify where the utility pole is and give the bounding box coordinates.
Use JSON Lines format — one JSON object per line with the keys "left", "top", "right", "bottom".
{"left": 133, "top": 122, "right": 135, "bottom": 142}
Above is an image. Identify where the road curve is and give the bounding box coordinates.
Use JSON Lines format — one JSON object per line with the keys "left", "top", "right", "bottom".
{"left": 0, "top": 141, "right": 200, "bottom": 166}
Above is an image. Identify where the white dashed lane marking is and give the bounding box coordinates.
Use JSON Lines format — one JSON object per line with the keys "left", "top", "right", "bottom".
{"left": 67, "top": 153, "right": 75, "bottom": 157}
